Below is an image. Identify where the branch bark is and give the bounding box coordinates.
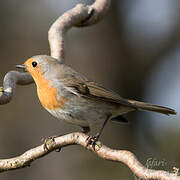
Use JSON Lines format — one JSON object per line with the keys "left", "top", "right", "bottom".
{"left": 0, "top": 132, "right": 179, "bottom": 180}
{"left": 0, "top": 0, "right": 110, "bottom": 105}
{"left": 48, "top": 0, "right": 111, "bottom": 61}
{"left": 0, "top": 71, "right": 33, "bottom": 105}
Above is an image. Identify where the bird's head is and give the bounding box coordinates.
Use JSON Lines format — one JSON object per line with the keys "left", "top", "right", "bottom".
{"left": 16, "top": 55, "right": 59, "bottom": 82}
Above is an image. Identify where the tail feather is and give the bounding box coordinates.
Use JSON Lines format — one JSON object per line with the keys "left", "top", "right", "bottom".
{"left": 128, "top": 100, "right": 176, "bottom": 115}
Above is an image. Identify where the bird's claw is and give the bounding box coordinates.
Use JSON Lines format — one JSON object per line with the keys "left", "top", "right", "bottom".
{"left": 42, "top": 136, "right": 61, "bottom": 152}
{"left": 86, "top": 134, "right": 99, "bottom": 150}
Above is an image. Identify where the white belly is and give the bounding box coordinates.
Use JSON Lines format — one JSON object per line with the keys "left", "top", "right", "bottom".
{"left": 45, "top": 108, "right": 89, "bottom": 127}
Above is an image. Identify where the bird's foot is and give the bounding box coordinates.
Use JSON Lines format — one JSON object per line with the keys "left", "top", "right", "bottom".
{"left": 42, "top": 135, "right": 61, "bottom": 152}
{"left": 86, "top": 134, "right": 100, "bottom": 150}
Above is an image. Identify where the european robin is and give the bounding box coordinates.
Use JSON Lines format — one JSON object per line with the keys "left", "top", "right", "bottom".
{"left": 16, "top": 55, "right": 176, "bottom": 145}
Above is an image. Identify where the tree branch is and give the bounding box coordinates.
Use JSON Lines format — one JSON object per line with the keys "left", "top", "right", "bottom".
{"left": 0, "top": 71, "right": 33, "bottom": 105}
{"left": 0, "top": 0, "right": 111, "bottom": 105}
{"left": 0, "top": 132, "right": 179, "bottom": 180}
{"left": 48, "top": 0, "right": 111, "bottom": 61}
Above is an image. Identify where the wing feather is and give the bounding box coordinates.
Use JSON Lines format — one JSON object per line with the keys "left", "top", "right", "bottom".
{"left": 58, "top": 74, "right": 135, "bottom": 108}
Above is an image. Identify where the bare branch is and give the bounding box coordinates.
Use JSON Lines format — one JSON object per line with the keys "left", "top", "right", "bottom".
{"left": 0, "top": 132, "right": 179, "bottom": 180}
{"left": 48, "top": 0, "right": 111, "bottom": 61}
{"left": 0, "top": 71, "right": 33, "bottom": 105}
{"left": 0, "top": 0, "right": 110, "bottom": 105}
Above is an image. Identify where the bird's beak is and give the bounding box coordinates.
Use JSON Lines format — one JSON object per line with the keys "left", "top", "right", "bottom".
{"left": 16, "top": 64, "right": 27, "bottom": 70}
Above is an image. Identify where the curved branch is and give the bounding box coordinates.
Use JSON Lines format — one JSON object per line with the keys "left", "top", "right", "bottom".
{"left": 0, "top": 132, "right": 179, "bottom": 180}
{"left": 48, "top": 0, "right": 111, "bottom": 61}
{"left": 0, "top": 0, "right": 110, "bottom": 105}
{"left": 0, "top": 71, "right": 33, "bottom": 105}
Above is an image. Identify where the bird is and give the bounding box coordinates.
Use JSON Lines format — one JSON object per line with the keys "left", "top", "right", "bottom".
{"left": 16, "top": 55, "right": 176, "bottom": 145}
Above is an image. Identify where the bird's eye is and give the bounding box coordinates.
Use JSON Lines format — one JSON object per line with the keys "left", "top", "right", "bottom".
{"left": 32, "top": 61, "right": 37, "bottom": 67}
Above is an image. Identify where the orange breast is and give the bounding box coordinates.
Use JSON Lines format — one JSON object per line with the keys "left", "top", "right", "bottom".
{"left": 24, "top": 58, "right": 68, "bottom": 110}
{"left": 37, "top": 77, "right": 69, "bottom": 110}
{"left": 38, "top": 76, "right": 70, "bottom": 110}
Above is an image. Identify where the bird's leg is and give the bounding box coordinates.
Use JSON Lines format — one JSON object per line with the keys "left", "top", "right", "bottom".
{"left": 86, "top": 115, "right": 110, "bottom": 149}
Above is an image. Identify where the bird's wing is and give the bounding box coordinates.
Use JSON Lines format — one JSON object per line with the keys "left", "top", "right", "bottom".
{"left": 83, "top": 81, "right": 136, "bottom": 107}
{"left": 59, "top": 74, "right": 135, "bottom": 108}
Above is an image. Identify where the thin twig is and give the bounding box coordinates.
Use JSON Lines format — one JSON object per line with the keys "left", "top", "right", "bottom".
{"left": 0, "top": 132, "right": 179, "bottom": 180}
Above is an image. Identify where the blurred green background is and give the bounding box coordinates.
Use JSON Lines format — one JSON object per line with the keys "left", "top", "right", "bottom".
{"left": 0, "top": 0, "right": 180, "bottom": 179}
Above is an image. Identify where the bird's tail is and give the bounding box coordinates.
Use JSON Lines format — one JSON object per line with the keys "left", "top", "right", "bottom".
{"left": 127, "top": 99, "right": 176, "bottom": 115}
